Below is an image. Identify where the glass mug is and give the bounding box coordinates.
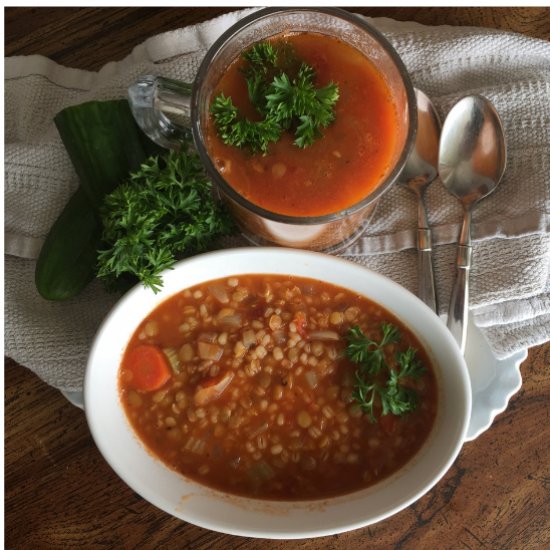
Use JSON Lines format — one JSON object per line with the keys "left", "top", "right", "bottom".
{"left": 128, "top": 7, "right": 416, "bottom": 253}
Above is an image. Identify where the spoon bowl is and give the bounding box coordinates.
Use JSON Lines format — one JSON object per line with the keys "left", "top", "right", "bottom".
{"left": 399, "top": 89, "right": 441, "bottom": 312}
{"left": 439, "top": 95, "right": 506, "bottom": 352}
{"left": 400, "top": 89, "right": 441, "bottom": 190}
{"left": 439, "top": 96, "right": 506, "bottom": 205}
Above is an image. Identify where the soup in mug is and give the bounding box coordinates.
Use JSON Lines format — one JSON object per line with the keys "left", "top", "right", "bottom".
{"left": 206, "top": 32, "right": 399, "bottom": 217}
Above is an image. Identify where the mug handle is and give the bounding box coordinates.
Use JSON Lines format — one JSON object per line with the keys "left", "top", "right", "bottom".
{"left": 128, "top": 75, "right": 193, "bottom": 150}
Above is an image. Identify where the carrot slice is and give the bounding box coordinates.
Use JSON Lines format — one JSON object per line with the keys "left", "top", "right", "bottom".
{"left": 125, "top": 345, "right": 172, "bottom": 392}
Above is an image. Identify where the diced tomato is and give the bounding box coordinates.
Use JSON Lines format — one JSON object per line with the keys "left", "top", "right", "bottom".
{"left": 293, "top": 311, "right": 308, "bottom": 339}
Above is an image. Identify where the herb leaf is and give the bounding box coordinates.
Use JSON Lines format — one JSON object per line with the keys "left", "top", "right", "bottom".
{"left": 243, "top": 41, "right": 278, "bottom": 68}
{"left": 346, "top": 324, "right": 426, "bottom": 422}
{"left": 265, "top": 63, "right": 340, "bottom": 148}
{"left": 210, "top": 41, "right": 339, "bottom": 154}
{"left": 396, "top": 347, "right": 426, "bottom": 380}
{"left": 211, "top": 94, "right": 282, "bottom": 154}
{"left": 346, "top": 323, "right": 400, "bottom": 375}
{"left": 353, "top": 373, "right": 384, "bottom": 423}
{"left": 97, "top": 142, "right": 235, "bottom": 293}
{"left": 242, "top": 42, "right": 278, "bottom": 112}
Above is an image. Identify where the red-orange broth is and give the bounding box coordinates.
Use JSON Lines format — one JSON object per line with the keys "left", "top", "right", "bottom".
{"left": 119, "top": 275, "right": 438, "bottom": 500}
{"left": 206, "top": 32, "right": 399, "bottom": 217}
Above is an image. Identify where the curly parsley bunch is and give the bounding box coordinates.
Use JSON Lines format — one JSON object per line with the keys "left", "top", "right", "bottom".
{"left": 97, "top": 143, "right": 235, "bottom": 293}
{"left": 210, "top": 41, "right": 340, "bottom": 154}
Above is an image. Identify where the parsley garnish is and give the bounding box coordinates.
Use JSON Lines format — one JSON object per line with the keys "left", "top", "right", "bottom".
{"left": 210, "top": 41, "right": 339, "bottom": 154}
{"left": 346, "top": 324, "right": 426, "bottom": 422}
{"left": 346, "top": 323, "right": 400, "bottom": 373}
{"left": 242, "top": 42, "right": 278, "bottom": 111}
{"left": 97, "top": 142, "right": 235, "bottom": 293}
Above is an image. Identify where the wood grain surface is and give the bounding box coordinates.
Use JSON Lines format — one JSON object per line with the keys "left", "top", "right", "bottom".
{"left": 5, "top": 7, "right": 550, "bottom": 549}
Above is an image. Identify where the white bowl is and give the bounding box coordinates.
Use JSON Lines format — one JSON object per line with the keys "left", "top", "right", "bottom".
{"left": 84, "top": 248, "right": 471, "bottom": 539}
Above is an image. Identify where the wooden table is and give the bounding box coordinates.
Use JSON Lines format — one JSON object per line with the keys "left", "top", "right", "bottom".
{"left": 5, "top": 8, "right": 550, "bottom": 549}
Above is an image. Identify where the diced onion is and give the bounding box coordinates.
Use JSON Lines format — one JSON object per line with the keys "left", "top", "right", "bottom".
{"left": 217, "top": 308, "right": 235, "bottom": 318}
{"left": 194, "top": 371, "right": 234, "bottom": 406}
{"left": 219, "top": 313, "right": 242, "bottom": 329}
{"left": 308, "top": 330, "right": 340, "bottom": 341}
{"left": 208, "top": 283, "right": 229, "bottom": 304}
{"left": 198, "top": 332, "right": 217, "bottom": 343}
{"left": 198, "top": 341, "right": 223, "bottom": 361}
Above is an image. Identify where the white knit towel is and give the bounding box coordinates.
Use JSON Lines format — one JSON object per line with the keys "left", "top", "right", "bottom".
{"left": 5, "top": 9, "right": 550, "bottom": 391}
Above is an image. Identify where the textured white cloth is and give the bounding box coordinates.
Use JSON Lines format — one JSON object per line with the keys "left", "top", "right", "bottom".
{"left": 5, "top": 9, "right": 550, "bottom": 392}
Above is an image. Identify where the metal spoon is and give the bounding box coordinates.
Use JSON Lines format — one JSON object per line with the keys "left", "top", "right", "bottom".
{"left": 399, "top": 89, "right": 441, "bottom": 312}
{"left": 438, "top": 95, "right": 506, "bottom": 353}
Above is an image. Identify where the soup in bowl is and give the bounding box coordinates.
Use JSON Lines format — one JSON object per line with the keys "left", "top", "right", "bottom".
{"left": 85, "top": 249, "right": 471, "bottom": 538}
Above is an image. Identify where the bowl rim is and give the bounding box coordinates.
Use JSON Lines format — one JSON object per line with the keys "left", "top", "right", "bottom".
{"left": 84, "top": 248, "right": 471, "bottom": 539}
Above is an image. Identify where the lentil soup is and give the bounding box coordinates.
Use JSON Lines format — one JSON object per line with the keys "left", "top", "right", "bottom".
{"left": 119, "top": 275, "right": 438, "bottom": 500}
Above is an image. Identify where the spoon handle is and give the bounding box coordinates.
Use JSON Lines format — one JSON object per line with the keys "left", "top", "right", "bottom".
{"left": 417, "top": 228, "right": 438, "bottom": 312}
{"left": 447, "top": 246, "right": 471, "bottom": 353}
{"left": 416, "top": 194, "right": 438, "bottom": 312}
{"left": 447, "top": 210, "right": 472, "bottom": 353}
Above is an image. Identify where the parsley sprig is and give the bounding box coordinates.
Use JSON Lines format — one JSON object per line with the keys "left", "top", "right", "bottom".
{"left": 346, "top": 324, "right": 400, "bottom": 373}
{"left": 211, "top": 41, "right": 339, "bottom": 154}
{"left": 97, "top": 143, "right": 235, "bottom": 293}
{"left": 346, "top": 324, "right": 426, "bottom": 422}
{"left": 242, "top": 42, "right": 278, "bottom": 111}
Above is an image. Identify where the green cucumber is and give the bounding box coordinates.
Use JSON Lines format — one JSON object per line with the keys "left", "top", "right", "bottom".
{"left": 53, "top": 99, "right": 162, "bottom": 210}
{"left": 35, "top": 187, "right": 101, "bottom": 300}
{"left": 35, "top": 99, "right": 163, "bottom": 300}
